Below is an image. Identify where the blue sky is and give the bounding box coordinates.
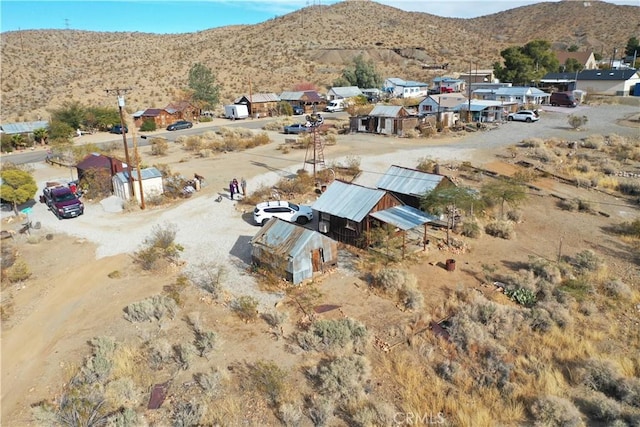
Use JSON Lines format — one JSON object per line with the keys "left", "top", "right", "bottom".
{"left": 1, "top": 0, "right": 638, "bottom": 34}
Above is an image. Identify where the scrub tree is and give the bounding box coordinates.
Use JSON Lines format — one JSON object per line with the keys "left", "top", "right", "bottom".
{"left": 0, "top": 168, "right": 38, "bottom": 215}
{"left": 188, "top": 63, "right": 221, "bottom": 110}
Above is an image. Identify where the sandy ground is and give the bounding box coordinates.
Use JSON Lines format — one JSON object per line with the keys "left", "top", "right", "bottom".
{"left": 1, "top": 105, "right": 639, "bottom": 424}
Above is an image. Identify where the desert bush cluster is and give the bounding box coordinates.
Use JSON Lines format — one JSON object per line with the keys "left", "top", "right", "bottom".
{"left": 177, "top": 127, "right": 271, "bottom": 155}
{"left": 133, "top": 223, "right": 184, "bottom": 270}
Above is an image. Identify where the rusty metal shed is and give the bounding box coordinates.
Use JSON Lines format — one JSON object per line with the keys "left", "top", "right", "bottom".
{"left": 251, "top": 218, "right": 337, "bottom": 284}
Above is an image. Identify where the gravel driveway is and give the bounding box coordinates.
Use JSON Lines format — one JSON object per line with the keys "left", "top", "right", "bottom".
{"left": 15, "top": 103, "right": 639, "bottom": 306}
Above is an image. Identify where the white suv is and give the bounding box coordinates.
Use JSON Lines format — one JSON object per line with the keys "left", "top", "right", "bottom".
{"left": 508, "top": 110, "right": 539, "bottom": 122}
{"left": 253, "top": 201, "right": 313, "bottom": 226}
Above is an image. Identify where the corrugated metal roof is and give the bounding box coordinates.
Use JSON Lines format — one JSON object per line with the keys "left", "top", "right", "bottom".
{"left": 369, "top": 105, "right": 405, "bottom": 117}
{"left": 386, "top": 78, "right": 428, "bottom": 87}
{"left": 312, "top": 181, "right": 385, "bottom": 222}
{"left": 454, "top": 100, "right": 504, "bottom": 111}
{"left": 329, "top": 86, "right": 363, "bottom": 98}
{"left": 250, "top": 218, "right": 315, "bottom": 257}
{"left": 376, "top": 165, "right": 445, "bottom": 196}
{"left": 114, "top": 167, "right": 162, "bottom": 183}
{"left": 279, "top": 91, "right": 304, "bottom": 101}
{"left": 235, "top": 93, "right": 281, "bottom": 103}
{"left": 0, "top": 120, "right": 49, "bottom": 135}
{"left": 369, "top": 205, "right": 437, "bottom": 230}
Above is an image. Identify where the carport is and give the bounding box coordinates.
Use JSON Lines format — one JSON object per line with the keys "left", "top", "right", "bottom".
{"left": 369, "top": 205, "right": 437, "bottom": 259}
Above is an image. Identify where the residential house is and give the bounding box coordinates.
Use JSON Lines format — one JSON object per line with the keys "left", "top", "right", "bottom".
{"left": 133, "top": 108, "right": 176, "bottom": 129}
{"left": 554, "top": 51, "right": 598, "bottom": 70}
{"left": 484, "top": 87, "right": 550, "bottom": 107}
{"left": 454, "top": 99, "right": 505, "bottom": 123}
{"left": 112, "top": 167, "right": 164, "bottom": 203}
{"left": 76, "top": 153, "right": 125, "bottom": 191}
{"left": 349, "top": 105, "right": 418, "bottom": 136}
{"left": 458, "top": 69, "right": 495, "bottom": 87}
{"left": 418, "top": 94, "right": 468, "bottom": 116}
{"left": 165, "top": 101, "right": 199, "bottom": 122}
{"left": 539, "top": 72, "right": 580, "bottom": 92}
{"left": 250, "top": 217, "right": 338, "bottom": 285}
{"left": 375, "top": 165, "right": 455, "bottom": 209}
{"left": 573, "top": 69, "right": 640, "bottom": 96}
{"left": 383, "top": 78, "right": 429, "bottom": 98}
{"left": 326, "top": 86, "right": 363, "bottom": 101}
{"left": 431, "top": 77, "right": 465, "bottom": 92}
{"left": 0, "top": 120, "right": 48, "bottom": 136}
{"left": 234, "top": 93, "right": 281, "bottom": 117}
{"left": 279, "top": 90, "right": 324, "bottom": 114}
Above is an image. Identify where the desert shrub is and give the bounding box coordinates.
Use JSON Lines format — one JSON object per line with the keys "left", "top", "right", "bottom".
{"left": 163, "top": 275, "right": 189, "bottom": 307}
{"left": 80, "top": 336, "right": 117, "bottom": 384}
{"left": 196, "top": 369, "right": 223, "bottom": 397}
{"left": 618, "top": 181, "right": 640, "bottom": 196}
{"left": 6, "top": 259, "right": 31, "bottom": 282}
{"left": 249, "top": 360, "right": 288, "bottom": 406}
{"left": 1, "top": 244, "right": 17, "bottom": 269}
{"left": 147, "top": 338, "right": 172, "bottom": 370}
{"left": 195, "top": 330, "right": 218, "bottom": 357}
{"left": 277, "top": 401, "right": 303, "bottom": 426}
{"left": 529, "top": 395, "right": 582, "bottom": 427}
{"left": 370, "top": 268, "right": 416, "bottom": 295}
{"left": 55, "top": 389, "right": 110, "bottom": 427}
{"left": 231, "top": 295, "right": 259, "bottom": 322}
{"left": 558, "top": 277, "right": 594, "bottom": 301}
{"left": 603, "top": 279, "right": 632, "bottom": 299}
{"left": 183, "top": 136, "right": 203, "bottom": 152}
{"left": 574, "top": 177, "right": 592, "bottom": 189}
{"left": 187, "top": 262, "right": 227, "bottom": 298}
{"left": 262, "top": 309, "right": 288, "bottom": 328}
{"left": 532, "top": 147, "right": 558, "bottom": 163}
{"left": 104, "top": 377, "right": 139, "bottom": 407}
{"left": 150, "top": 138, "right": 168, "bottom": 156}
{"left": 582, "top": 392, "right": 622, "bottom": 421}
{"left": 1, "top": 295, "right": 14, "bottom": 321}
{"left": 574, "top": 162, "right": 591, "bottom": 172}
{"left": 139, "top": 119, "right": 156, "bottom": 132}
{"left": 133, "top": 223, "right": 184, "bottom": 270}
{"left": 579, "top": 301, "right": 598, "bottom": 316}
{"left": 124, "top": 294, "right": 178, "bottom": 322}
{"left": 520, "top": 138, "right": 544, "bottom": 148}
{"left": 527, "top": 257, "right": 563, "bottom": 285}
{"left": 435, "top": 359, "right": 460, "bottom": 382}
{"left": 297, "top": 318, "right": 368, "bottom": 353}
{"left": 557, "top": 197, "right": 592, "bottom": 212}
{"left": 404, "top": 128, "right": 420, "bottom": 139}
{"left": 105, "top": 407, "right": 140, "bottom": 427}
{"left": 506, "top": 210, "right": 523, "bottom": 223}
{"left": 582, "top": 359, "right": 622, "bottom": 397}
{"left": 539, "top": 301, "right": 573, "bottom": 329}
{"left": 485, "top": 220, "right": 515, "bottom": 239}
{"left": 324, "top": 133, "right": 337, "bottom": 146}
{"left": 172, "top": 400, "right": 203, "bottom": 427}
{"left": 343, "top": 400, "right": 395, "bottom": 427}
{"left": 174, "top": 343, "right": 196, "bottom": 370}
{"left": 609, "top": 218, "right": 640, "bottom": 238}
{"left": 568, "top": 114, "right": 588, "bottom": 130}
{"left": 416, "top": 156, "right": 437, "bottom": 172}
{"left": 572, "top": 250, "right": 602, "bottom": 273}
{"left": 398, "top": 284, "right": 424, "bottom": 311}
{"left": 308, "top": 355, "right": 370, "bottom": 399}
{"left": 505, "top": 287, "right": 537, "bottom": 307}
{"left": 582, "top": 135, "right": 604, "bottom": 149}
{"left": 306, "top": 395, "right": 334, "bottom": 427}
{"left": 529, "top": 308, "right": 554, "bottom": 333}
{"left": 461, "top": 220, "right": 482, "bottom": 238}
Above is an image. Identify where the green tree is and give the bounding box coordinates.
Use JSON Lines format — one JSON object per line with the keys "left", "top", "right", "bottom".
{"left": 568, "top": 45, "right": 579, "bottom": 52}
{"left": 0, "top": 169, "right": 38, "bottom": 215}
{"left": 85, "top": 106, "right": 119, "bottom": 131}
{"left": 625, "top": 36, "right": 639, "bottom": 57}
{"left": 47, "top": 120, "right": 74, "bottom": 144}
{"left": 562, "top": 58, "right": 583, "bottom": 73}
{"left": 51, "top": 101, "right": 86, "bottom": 130}
{"left": 188, "top": 63, "right": 221, "bottom": 110}
{"left": 421, "top": 185, "right": 479, "bottom": 245}
{"left": 33, "top": 127, "right": 48, "bottom": 146}
{"left": 481, "top": 178, "right": 527, "bottom": 220}
{"left": 494, "top": 40, "right": 558, "bottom": 85}
{"left": 10, "top": 134, "right": 26, "bottom": 150}
{"left": 333, "top": 54, "right": 382, "bottom": 88}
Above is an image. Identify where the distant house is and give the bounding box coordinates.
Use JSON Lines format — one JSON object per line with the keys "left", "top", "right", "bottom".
{"left": 349, "top": 105, "right": 418, "bottom": 136}
{"left": 279, "top": 90, "right": 324, "bottom": 114}
{"left": 574, "top": 69, "right": 640, "bottom": 96}
{"left": 458, "top": 69, "right": 495, "bottom": 87}
{"left": 165, "top": 101, "right": 199, "bottom": 122}
{"left": 76, "top": 153, "right": 125, "bottom": 191}
{"left": 483, "top": 87, "right": 550, "bottom": 106}
{"left": 234, "top": 93, "right": 281, "bottom": 117}
{"left": 326, "top": 86, "right": 363, "bottom": 101}
{"left": 383, "top": 78, "right": 429, "bottom": 98}
{"left": 554, "top": 51, "right": 598, "bottom": 70}
{"left": 376, "top": 165, "right": 456, "bottom": 209}
{"left": 250, "top": 218, "right": 338, "bottom": 285}
{"left": 454, "top": 99, "right": 505, "bottom": 123}
{"left": 133, "top": 108, "right": 176, "bottom": 129}
{"left": 431, "top": 77, "right": 465, "bottom": 92}
{"left": 112, "top": 167, "right": 164, "bottom": 203}
{"left": 0, "top": 120, "right": 48, "bottom": 136}
{"left": 419, "top": 94, "right": 468, "bottom": 116}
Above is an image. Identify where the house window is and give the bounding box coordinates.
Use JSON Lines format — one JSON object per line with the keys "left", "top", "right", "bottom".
{"left": 345, "top": 219, "right": 356, "bottom": 231}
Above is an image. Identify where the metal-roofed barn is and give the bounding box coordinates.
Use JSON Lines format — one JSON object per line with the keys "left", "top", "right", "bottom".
{"left": 250, "top": 218, "right": 338, "bottom": 285}
{"left": 376, "top": 165, "right": 455, "bottom": 209}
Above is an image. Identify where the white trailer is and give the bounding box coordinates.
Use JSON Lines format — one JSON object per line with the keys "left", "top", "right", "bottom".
{"left": 224, "top": 104, "right": 249, "bottom": 120}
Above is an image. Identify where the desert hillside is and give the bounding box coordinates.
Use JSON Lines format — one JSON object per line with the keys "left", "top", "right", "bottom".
{"left": 1, "top": 0, "right": 638, "bottom": 121}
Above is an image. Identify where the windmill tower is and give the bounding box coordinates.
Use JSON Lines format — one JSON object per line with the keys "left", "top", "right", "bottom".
{"left": 303, "top": 113, "right": 326, "bottom": 180}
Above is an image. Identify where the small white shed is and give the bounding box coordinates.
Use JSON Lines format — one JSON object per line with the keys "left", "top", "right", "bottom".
{"left": 112, "top": 167, "right": 164, "bottom": 203}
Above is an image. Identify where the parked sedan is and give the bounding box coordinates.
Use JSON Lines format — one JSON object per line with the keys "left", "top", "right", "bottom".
{"left": 166, "top": 120, "right": 193, "bottom": 131}
{"left": 507, "top": 110, "right": 539, "bottom": 122}
{"left": 283, "top": 123, "right": 310, "bottom": 134}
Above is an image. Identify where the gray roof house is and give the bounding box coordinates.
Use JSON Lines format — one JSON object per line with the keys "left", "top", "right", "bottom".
{"left": 250, "top": 217, "right": 338, "bottom": 284}
{"left": 0, "top": 120, "right": 49, "bottom": 135}
{"left": 383, "top": 78, "right": 429, "bottom": 98}
{"left": 574, "top": 69, "right": 640, "bottom": 96}
{"left": 418, "top": 94, "right": 468, "bottom": 116}
{"left": 476, "top": 86, "right": 550, "bottom": 106}
{"left": 376, "top": 165, "right": 455, "bottom": 209}
{"left": 326, "top": 86, "right": 363, "bottom": 101}
{"left": 312, "top": 181, "right": 433, "bottom": 255}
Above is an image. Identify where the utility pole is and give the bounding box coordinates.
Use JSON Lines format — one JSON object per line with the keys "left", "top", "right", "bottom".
{"left": 105, "top": 87, "right": 134, "bottom": 197}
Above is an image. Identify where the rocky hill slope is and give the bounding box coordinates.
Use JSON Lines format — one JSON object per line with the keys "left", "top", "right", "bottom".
{"left": 1, "top": 0, "right": 638, "bottom": 121}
